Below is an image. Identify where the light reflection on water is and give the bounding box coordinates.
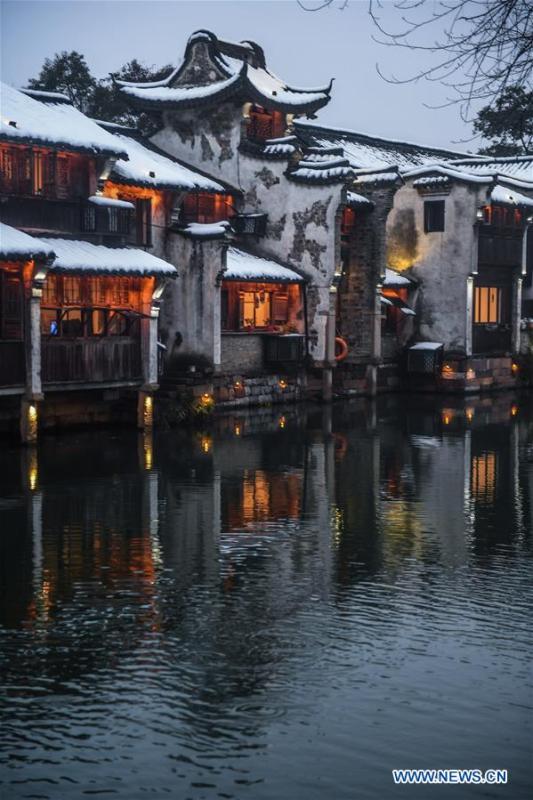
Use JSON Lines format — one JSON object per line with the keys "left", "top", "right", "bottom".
{"left": 0, "top": 393, "right": 532, "bottom": 799}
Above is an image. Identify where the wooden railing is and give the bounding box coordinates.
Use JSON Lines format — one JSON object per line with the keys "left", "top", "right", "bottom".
{"left": 0, "top": 196, "right": 131, "bottom": 238}
{"left": 41, "top": 337, "right": 141, "bottom": 385}
{"left": 0, "top": 341, "right": 25, "bottom": 387}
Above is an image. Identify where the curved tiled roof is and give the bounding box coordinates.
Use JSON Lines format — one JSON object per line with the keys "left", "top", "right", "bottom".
{"left": 117, "top": 30, "right": 332, "bottom": 115}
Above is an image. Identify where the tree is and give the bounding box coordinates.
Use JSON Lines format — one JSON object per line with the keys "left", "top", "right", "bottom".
{"left": 91, "top": 60, "right": 173, "bottom": 136}
{"left": 474, "top": 85, "right": 533, "bottom": 156}
{"left": 27, "top": 54, "right": 173, "bottom": 136}
{"left": 27, "top": 51, "right": 96, "bottom": 113}
{"left": 299, "top": 0, "right": 533, "bottom": 119}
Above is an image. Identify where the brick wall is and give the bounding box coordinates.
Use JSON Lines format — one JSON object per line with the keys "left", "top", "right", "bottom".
{"left": 337, "top": 185, "right": 397, "bottom": 365}
{"left": 220, "top": 333, "right": 264, "bottom": 373}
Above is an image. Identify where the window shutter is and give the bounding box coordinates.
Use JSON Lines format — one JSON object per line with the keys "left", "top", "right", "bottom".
{"left": 272, "top": 292, "right": 289, "bottom": 323}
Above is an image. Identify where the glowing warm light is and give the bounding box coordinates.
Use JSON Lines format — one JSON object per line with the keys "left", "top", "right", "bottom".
{"left": 278, "top": 379, "right": 288, "bottom": 390}
{"left": 234, "top": 381, "right": 242, "bottom": 389}
{"left": 144, "top": 443, "right": 153, "bottom": 470}
{"left": 29, "top": 467, "right": 38, "bottom": 491}
{"left": 511, "top": 404, "right": 519, "bottom": 417}
{"left": 441, "top": 363, "right": 454, "bottom": 377}
{"left": 201, "top": 436, "right": 212, "bottom": 453}
{"left": 26, "top": 404, "right": 38, "bottom": 441}
{"left": 143, "top": 395, "right": 154, "bottom": 428}
{"left": 234, "top": 424, "right": 241, "bottom": 437}
{"left": 465, "top": 408, "right": 475, "bottom": 423}
{"left": 472, "top": 452, "right": 496, "bottom": 503}
{"left": 511, "top": 362, "right": 519, "bottom": 374}
{"left": 279, "top": 415, "right": 286, "bottom": 429}
{"left": 466, "top": 368, "right": 476, "bottom": 380}
{"left": 441, "top": 409, "right": 453, "bottom": 425}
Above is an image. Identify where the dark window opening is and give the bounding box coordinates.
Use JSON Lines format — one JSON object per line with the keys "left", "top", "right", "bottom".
{"left": 0, "top": 146, "right": 89, "bottom": 199}
{"left": 424, "top": 200, "right": 445, "bottom": 233}
{"left": 136, "top": 198, "right": 152, "bottom": 246}
{"left": 0, "top": 270, "right": 24, "bottom": 340}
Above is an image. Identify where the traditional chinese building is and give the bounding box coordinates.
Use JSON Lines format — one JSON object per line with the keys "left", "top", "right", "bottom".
{"left": 386, "top": 157, "right": 533, "bottom": 391}
{"left": 116, "top": 29, "right": 359, "bottom": 402}
{"left": 0, "top": 84, "right": 178, "bottom": 439}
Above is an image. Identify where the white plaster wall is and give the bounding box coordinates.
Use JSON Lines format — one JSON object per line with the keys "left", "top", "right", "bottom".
{"left": 387, "top": 182, "right": 486, "bottom": 350}
{"left": 152, "top": 104, "right": 245, "bottom": 189}
{"left": 161, "top": 236, "right": 224, "bottom": 369}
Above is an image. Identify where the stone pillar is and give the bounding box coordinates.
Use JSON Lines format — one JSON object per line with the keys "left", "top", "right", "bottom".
{"left": 466, "top": 276, "right": 474, "bottom": 356}
{"left": 213, "top": 272, "right": 223, "bottom": 374}
{"left": 21, "top": 265, "right": 48, "bottom": 444}
{"left": 512, "top": 276, "right": 523, "bottom": 354}
{"left": 368, "top": 283, "right": 383, "bottom": 397}
{"left": 143, "top": 306, "right": 160, "bottom": 387}
{"left": 25, "top": 284, "right": 43, "bottom": 399}
{"left": 322, "top": 286, "right": 337, "bottom": 402}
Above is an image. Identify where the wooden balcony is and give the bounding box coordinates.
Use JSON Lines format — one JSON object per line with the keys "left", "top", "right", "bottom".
{"left": 41, "top": 337, "right": 141, "bottom": 386}
{"left": 0, "top": 196, "right": 132, "bottom": 238}
{"left": 478, "top": 230, "right": 523, "bottom": 268}
{"left": 0, "top": 341, "right": 25, "bottom": 388}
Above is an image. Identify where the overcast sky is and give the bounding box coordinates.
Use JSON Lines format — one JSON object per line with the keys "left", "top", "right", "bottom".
{"left": 1, "top": 0, "right": 480, "bottom": 152}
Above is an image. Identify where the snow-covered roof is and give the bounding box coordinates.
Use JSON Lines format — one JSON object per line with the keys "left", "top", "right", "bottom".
{"left": 491, "top": 184, "right": 533, "bottom": 208}
{"left": 289, "top": 149, "right": 355, "bottom": 184}
{"left": 448, "top": 156, "right": 533, "bottom": 187}
{"left": 180, "top": 221, "right": 231, "bottom": 239}
{"left": 262, "top": 135, "right": 298, "bottom": 157}
{"left": 296, "top": 120, "right": 472, "bottom": 172}
{"left": 402, "top": 164, "right": 490, "bottom": 184}
{"left": 0, "top": 83, "right": 127, "bottom": 158}
{"left": 43, "top": 238, "right": 177, "bottom": 276}
{"left": 117, "top": 29, "right": 332, "bottom": 115}
{"left": 0, "top": 222, "right": 55, "bottom": 262}
{"left": 383, "top": 268, "right": 413, "bottom": 286}
{"left": 346, "top": 191, "right": 374, "bottom": 208}
{"left": 225, "top": 247, "right": 303, "bottom": 282}
{"left": 95, "top": 124, "right": 228, "bottom": 193}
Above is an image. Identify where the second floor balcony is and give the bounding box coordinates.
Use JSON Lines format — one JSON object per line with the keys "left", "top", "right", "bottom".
{"left": 0, "top": 195, "right": 133, "bottom": 240}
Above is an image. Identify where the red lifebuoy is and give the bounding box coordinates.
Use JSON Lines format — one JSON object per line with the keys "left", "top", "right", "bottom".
{"left": 335, "top": 336, "right": 348, "bottom": 362}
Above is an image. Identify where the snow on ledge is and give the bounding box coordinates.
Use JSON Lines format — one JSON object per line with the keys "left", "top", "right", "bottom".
{"left": 181, "top": 221, "right": 231, "bottom": 239}
{"left": 225, "top": 248, "right": 303, "bottom": 283}
{"left": 89, "top": 195, "right": 135, "bottom": 210}
{"left": 409, "top": 341, "right": 443, "bottom": 350}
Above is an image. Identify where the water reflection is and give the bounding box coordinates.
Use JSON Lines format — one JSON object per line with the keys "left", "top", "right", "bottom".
{"left": 0, "top": 394, "right": 531, "bottom": 799}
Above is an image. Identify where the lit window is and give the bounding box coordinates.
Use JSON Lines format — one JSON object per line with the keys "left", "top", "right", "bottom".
{"left": 240, "top": 290, "right": 271, "bottom": 329}
{"left": 474, "top": 286, "right": 504, "bottom": 324}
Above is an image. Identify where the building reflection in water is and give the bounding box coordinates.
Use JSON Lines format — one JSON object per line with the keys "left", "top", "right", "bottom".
{"left": 0, "top": 394, "right": 530, "bottom": 673}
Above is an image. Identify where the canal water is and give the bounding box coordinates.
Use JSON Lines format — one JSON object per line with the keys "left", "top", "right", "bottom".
{"left": 0, "top": 394, "right": 531, "bottom": 800}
